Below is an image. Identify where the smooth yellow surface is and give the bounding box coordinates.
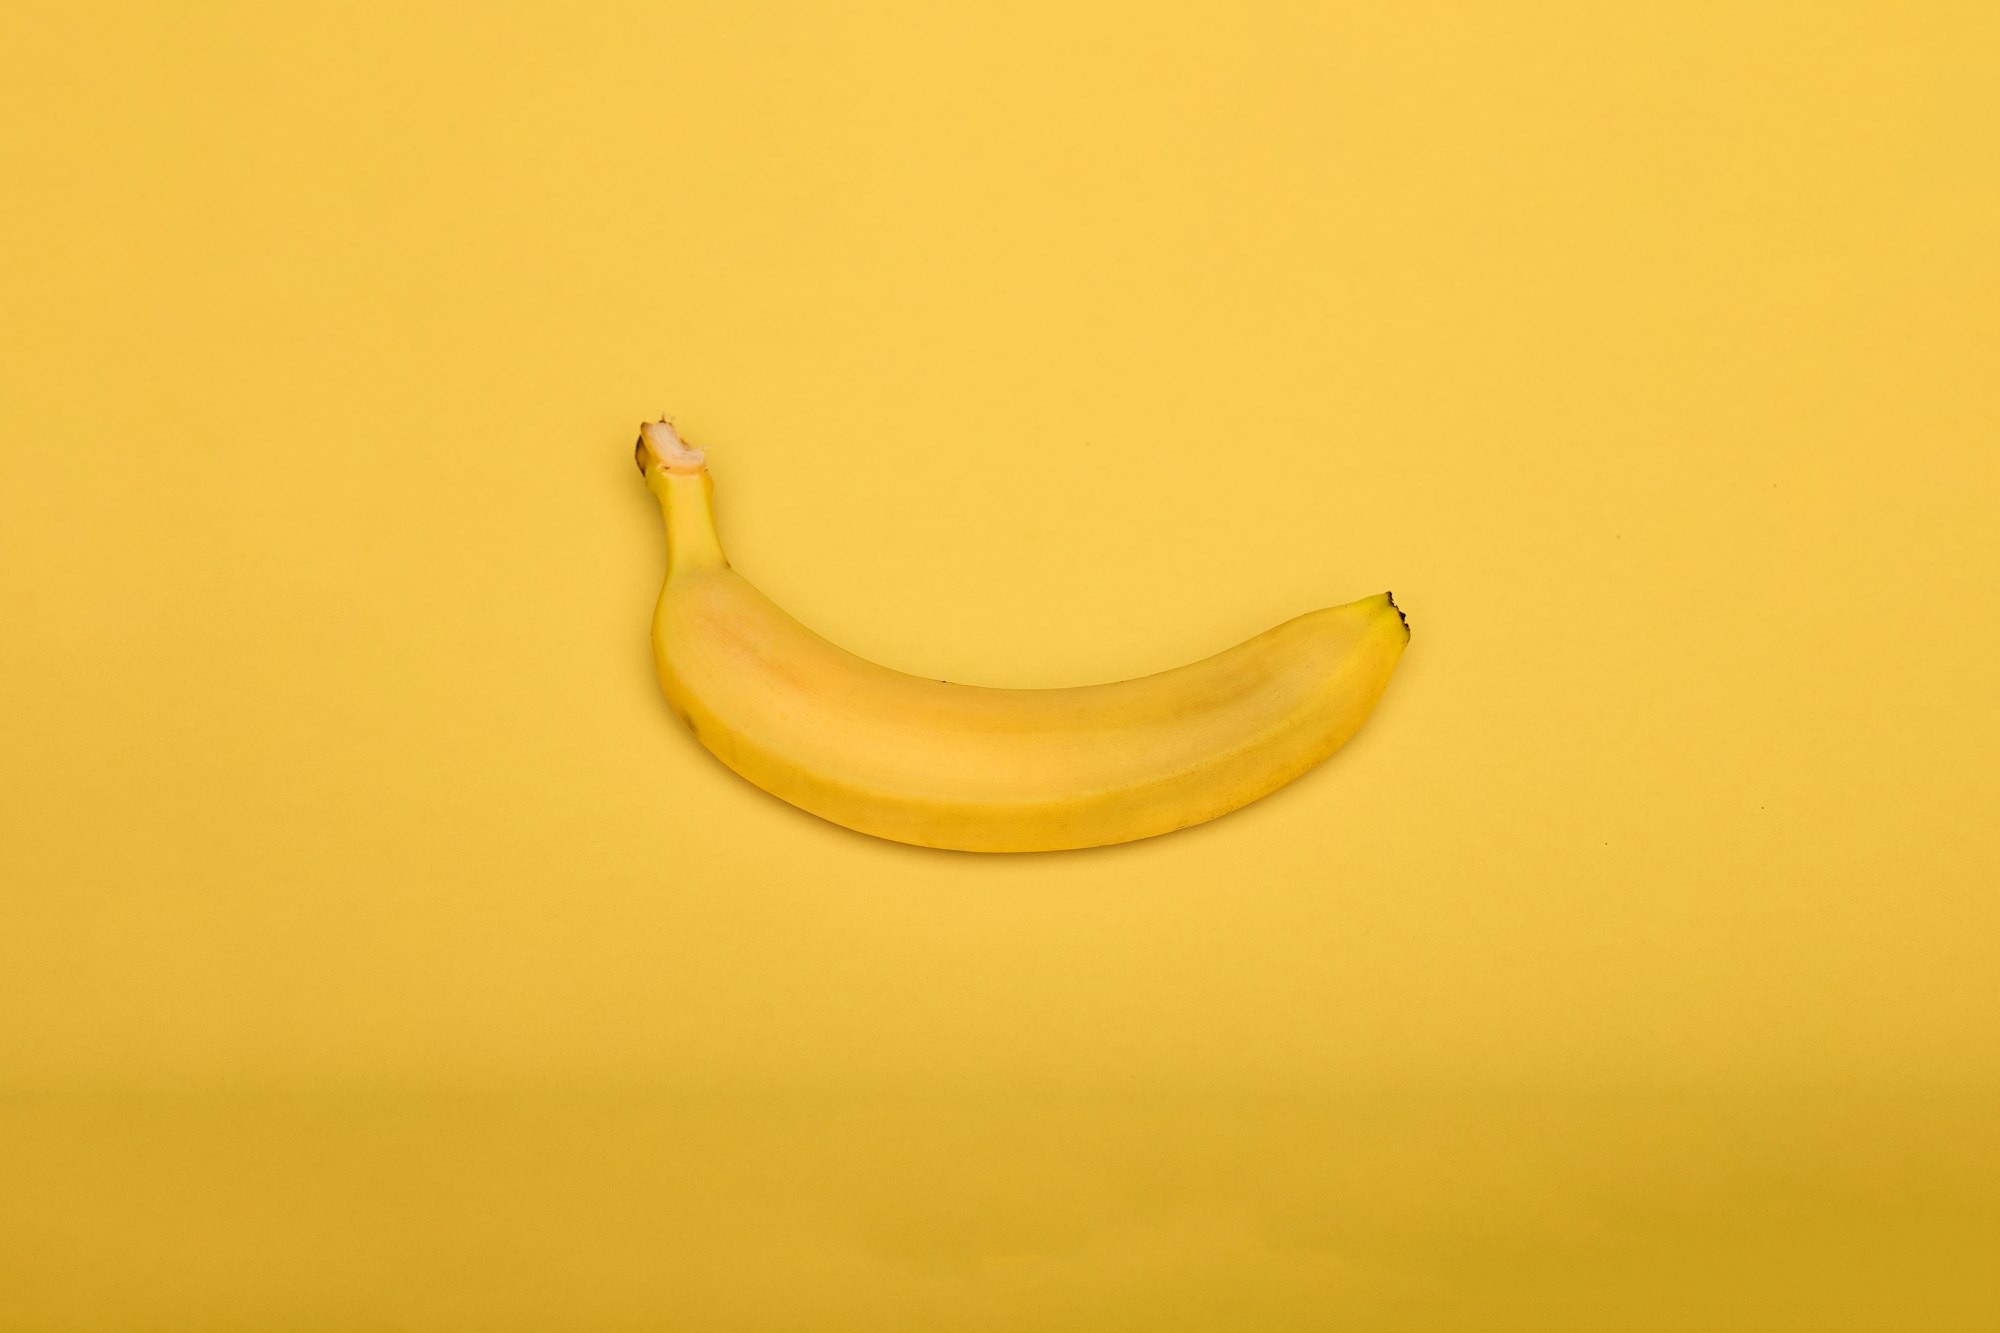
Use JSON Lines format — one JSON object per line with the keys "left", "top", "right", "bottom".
{"left": 3, "top": 2, "right": 1996, "bottom": 1328}
{"left": 648, "top": 455, "right": 1407, "bottom": 851}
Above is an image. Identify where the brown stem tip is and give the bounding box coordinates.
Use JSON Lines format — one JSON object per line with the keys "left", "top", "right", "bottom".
{"left": 634, "top": 417, "right": 707, "bottom": 474}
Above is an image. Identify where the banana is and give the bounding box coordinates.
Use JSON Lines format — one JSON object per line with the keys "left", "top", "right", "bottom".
{"left": 636, "top": 419, "right": 1407, "bottom": 852}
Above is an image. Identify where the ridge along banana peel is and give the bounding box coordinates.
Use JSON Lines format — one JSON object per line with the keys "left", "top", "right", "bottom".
{"left": 636, "top": 419, "right": 1408, "bottom": 853}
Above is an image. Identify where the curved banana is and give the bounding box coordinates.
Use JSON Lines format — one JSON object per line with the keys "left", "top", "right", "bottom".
{"left": 636, "top": 419, "right": 1407, "bottom": 852}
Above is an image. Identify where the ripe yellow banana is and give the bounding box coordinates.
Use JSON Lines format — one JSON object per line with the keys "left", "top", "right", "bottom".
{"left": 636, "top": 419, "right": 1407, "bottom": 852}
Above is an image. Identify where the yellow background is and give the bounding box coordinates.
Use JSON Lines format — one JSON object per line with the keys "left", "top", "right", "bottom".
{"left": 4, "top": 2, "right": 1997, "bottom": 1328}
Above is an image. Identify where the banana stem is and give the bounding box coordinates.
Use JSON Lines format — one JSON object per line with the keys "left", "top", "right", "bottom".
{"left": 637, "top": 419, "right": 726, "bottom": 573}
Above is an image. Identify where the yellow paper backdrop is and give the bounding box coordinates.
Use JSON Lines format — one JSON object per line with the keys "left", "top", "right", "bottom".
{"left": 4, "top": 3, "right": 1996, "bottom": 1328}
